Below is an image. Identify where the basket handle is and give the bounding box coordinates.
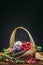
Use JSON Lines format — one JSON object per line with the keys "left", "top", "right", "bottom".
{"left": 9, "top": 27, "right": 36, "bottom": 47}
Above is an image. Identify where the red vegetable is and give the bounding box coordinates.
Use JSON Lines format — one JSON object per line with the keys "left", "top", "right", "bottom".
{"left": 26, "top": 58, "right": 36, "bottom": 63}
{"left": 21, "top": 42, "right": 31, "bottom": 51}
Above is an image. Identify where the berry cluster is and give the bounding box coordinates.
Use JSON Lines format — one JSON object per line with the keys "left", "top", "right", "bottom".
{"left": 26, "top": 58, "right": 36, "bottom": 63}
{"left": 21, "top": 42, "right": 31, "bottom": 51}
{"left": 7, "top": 41, "right": 36, "bottom": 63}
{"left": 12, "top": 41, "right": 31, "bottom": 52}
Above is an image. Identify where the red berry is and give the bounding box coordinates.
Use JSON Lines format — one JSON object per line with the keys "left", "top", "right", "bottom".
{"left": 26, "top": 58, "right": 36, "bottom": 64}
{"left": 21, "top": 42, "right": 31, "bottom": 51}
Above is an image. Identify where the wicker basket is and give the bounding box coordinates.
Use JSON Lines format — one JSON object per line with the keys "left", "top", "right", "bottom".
{"left": 0, "top": 27, "right": 43, "bottom": 65}
{"left": 9, "top": 26, "right": 37, "bottom": 58}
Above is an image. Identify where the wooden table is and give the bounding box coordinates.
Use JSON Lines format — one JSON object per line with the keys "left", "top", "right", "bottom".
{"left": 0, "top": 62, "right": 43, "bottom": 65}
{"left": 0, "top": 52, "right": 43, "bottom": 65}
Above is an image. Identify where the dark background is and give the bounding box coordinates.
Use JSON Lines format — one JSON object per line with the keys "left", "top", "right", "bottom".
{"left": 0, "top": 1, "right": 43, "bottom": 51}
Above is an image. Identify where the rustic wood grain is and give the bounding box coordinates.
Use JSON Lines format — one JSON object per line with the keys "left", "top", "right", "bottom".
{"left": 0, "top": 62, "right": 43, "bottom": 65}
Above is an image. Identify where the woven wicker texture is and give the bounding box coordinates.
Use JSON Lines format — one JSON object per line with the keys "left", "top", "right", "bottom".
{"left": 9, "top": 27, "right": 37, "bottom": 58}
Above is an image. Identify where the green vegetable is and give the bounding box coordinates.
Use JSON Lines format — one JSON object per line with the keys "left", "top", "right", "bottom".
{"left": 5, "top": 55, "right": 14, "bottom": 59}
{"left": 0, "top": 55, "right": 5, "bottom": 61}
{"left": 0, "top": 56, "right": 4, "bottom": 59}
{"left": 3, "top": 48, "right": 10, "bottom": 54}
{"left": 15, "top": 59, "right": 25, "bottom": 63}
{"left": 35, "top": 45, "right": 42, "bottom": 51}
{"left": 2, "top": 48, "right": 14, "bottom": 59}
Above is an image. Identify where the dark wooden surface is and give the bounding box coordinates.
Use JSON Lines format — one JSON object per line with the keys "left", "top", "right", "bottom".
{"left": 0, "top": 62, "right": 43, "bottom": 65}
{"left": 0, "top": 52, "right": 43, "bottom": 65}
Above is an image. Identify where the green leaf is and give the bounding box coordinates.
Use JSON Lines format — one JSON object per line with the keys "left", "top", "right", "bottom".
{"left": 15, "top": 58, "right": 25, "bottom": 63}
{"left": 0, "top": 55, "right": 5, "bottom": 61}
{"left": 3, "top": 48, "right": 10, "bottom": 54}
{"left": 5, "top": 53, "right": 14, "bottom": 59}
{"left": 0, "top": 56, "right": 4, "bottom": 59}
{"left": 35, "top": 45, "right": 42, "bottom": 51}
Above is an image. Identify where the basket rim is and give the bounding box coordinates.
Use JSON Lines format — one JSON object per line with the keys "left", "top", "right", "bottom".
{"left": 9, "top": 27, "right": 37, "bottom": 58}
{"left": 9, "top": 26, "right": 35, "bottom": 47}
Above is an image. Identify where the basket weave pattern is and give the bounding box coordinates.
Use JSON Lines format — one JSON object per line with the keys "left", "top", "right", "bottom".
{"left": 9, "top": 27, "right": 37, "bottom": 58}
